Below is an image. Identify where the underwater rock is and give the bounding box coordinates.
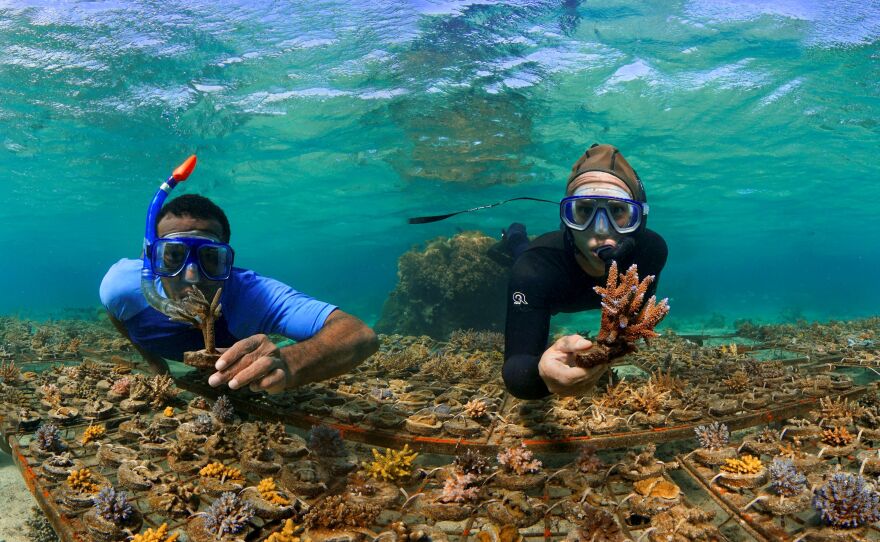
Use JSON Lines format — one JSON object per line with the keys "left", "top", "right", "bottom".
{"left": 375, "top": 231, "right": 510, "bottom": 338}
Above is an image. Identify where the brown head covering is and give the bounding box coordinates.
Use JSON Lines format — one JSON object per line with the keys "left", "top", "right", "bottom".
{"left": 566, "top": 144, "right": 646, "bottom": 202}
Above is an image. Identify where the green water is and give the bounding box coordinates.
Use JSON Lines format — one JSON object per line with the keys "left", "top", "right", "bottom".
{"left": 1, "top": 1, "right": 878, "bottom": 330}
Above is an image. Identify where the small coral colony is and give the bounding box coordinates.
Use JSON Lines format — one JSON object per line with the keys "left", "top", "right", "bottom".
{"left": 2, "top": 262, "right": 880, "bottom": 541}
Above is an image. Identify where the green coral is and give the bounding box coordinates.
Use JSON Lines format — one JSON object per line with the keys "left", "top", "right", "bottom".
{"left": 360, "top": 445, "right": 418, "bottom": 483}
{"left": 376, "top": 231, "right": 509, "bottom": 338}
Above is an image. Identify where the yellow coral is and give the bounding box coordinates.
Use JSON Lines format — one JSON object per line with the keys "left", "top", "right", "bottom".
{"left": 721, "top": 454, "right": 763, "bottom": 475}
{"left": 258, "top": 478, "right": 291, "bottom": 506}
{"left": 163, "top": 406, "right": 174, "bottom": 417}
{"left": 67, "top": 468, "right": 100, "bottom": 493}
{"left": 199, "top": 461, "right": 244, "bottom": 482}
{"left": 81, "top": 424, "right": 105, "bottom": 445}
{"left": 361, "top": 445, "right": 418, "bottom": 483}
{"left": 131, "top": 523, "right": 180, "bottom": 542}
{"left": 266, "top": 519, "right": 301, "bottom": 542}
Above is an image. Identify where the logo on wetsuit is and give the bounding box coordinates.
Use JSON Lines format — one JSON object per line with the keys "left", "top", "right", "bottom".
{"left": 512, "top": 292, "right": 528, "bottom": 305}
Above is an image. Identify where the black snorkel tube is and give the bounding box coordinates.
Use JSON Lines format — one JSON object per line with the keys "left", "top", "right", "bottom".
{"left": 141, "top": 155, "right": 198, "bottom": 316}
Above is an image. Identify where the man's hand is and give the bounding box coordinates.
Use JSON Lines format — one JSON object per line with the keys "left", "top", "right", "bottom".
{"left": 207, "top": 334, "right": 291, "bottom": 394}
{"left": 538, "top": 335, "right": 608, "bottom": 396}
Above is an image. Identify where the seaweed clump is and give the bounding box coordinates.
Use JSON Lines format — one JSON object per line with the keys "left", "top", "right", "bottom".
{"left": 303, "top": 494, "right": 380, "bottom": 530}
{"left": 202, "top": 492, "right": 254, "bottom": 538}
{"left": 812, "top": 474, "right": 880, "bottom": 528}
{"left": 375, "top": 232, "right": 510, "bottom": 338}
{"left": 768, "top": 459, "right": 806, "bottom": 497}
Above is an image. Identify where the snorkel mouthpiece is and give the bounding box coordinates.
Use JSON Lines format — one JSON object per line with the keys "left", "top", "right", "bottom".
{"left": 141, "top": 155, "right": 197, "bottom": 316}
{"left": 595, "top": 237, "right": 635, "bottom": 266}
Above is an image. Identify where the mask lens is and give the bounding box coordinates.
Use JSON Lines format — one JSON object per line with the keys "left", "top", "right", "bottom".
{"left": 154, "top": 241, "right": 189, "bottom": 275}
{"left": 607, "top": 200, "right": 636, "bottom": 228}
{"left": 198, "top": 244, "right": 232, "bottom": 279}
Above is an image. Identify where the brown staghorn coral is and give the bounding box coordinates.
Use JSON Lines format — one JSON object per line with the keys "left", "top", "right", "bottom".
{"left": 723, "top": 370, "right": 751, "bottom": 393}
{"left": 147, "top": 375, "right": 176, "bottom": 408}
{"left": 576, "top": 262, "right": 669, "bottom": 369}
{"left": 821, "top": 426, "right": 855, "bottom": 447}
{"left": 626, "top": 382, "right": 669, "bottom": 415}
{"left": 167, "top": 287, "right": 222, "bottom": 353}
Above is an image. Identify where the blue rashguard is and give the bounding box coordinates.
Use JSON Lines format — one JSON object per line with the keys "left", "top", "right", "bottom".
{"left": 99, "top": 259, "right": 337, "bottom": 361}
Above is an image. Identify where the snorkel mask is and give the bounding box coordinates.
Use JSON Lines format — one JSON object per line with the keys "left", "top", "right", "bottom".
{"left": 140, "top": 155, "right": 210, "bottom": 316}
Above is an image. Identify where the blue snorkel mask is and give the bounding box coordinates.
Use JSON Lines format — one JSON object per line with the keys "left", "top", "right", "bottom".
{"left": 141, "top": 155, "right": 233, "bottom": 316}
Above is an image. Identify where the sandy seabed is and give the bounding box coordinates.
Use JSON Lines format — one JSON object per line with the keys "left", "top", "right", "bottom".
{"left": 0, "top": 453, "right": 35, "bottom": 542}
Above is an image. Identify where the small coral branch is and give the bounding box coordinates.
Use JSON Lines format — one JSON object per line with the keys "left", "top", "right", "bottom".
{"left": 167, "top": 287, "right": 222, "bottom": 353}
{"left": 576, "top": 262, "right": 669, "bottom": 369}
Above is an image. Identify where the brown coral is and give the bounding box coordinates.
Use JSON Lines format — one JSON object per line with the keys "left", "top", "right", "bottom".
{"left": 167, "top": 287, "right": 222, "bottom": 353}
{"left": 821, "top": 426, "right": 855, "bottom": 447}
{"left": 303, "top": 494, "right": 380, "bottom": 530}
{"left": 723, "top": 370, "right": 750, "bottom": 393}
{"left": 576, "top": 262, "right": 669, "bottom": 369}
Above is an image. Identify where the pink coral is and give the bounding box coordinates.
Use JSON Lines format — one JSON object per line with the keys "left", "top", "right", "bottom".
{"left": 497, "top": 443, "right": 542, "bottom": 475}
{"left": 110, "top": 377, "right": 131, "bottom": 397}
{"left": 438, "top": 473, "right": 479, "bottom": 503}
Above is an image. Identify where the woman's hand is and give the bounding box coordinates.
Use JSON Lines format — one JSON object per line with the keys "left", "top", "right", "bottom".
{"left": 207, "top": 334, "right": 292, "bottom": 394}
{"left": 538, "top": 335, "right": 608, "bottom": 396}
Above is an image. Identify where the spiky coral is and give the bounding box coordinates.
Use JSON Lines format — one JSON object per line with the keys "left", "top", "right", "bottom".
{"left": 768, "top": 459, "right": 806, "bottom": 497}
{"left": 463, "top": 399, "right": 488, "bottom": 419}
{"left": 308, "top": 425, "right": 346, "bottom": 457}
{"left": 0, "top": 360, "right": 19, "bottom": 383}
{"left": 167, "top": 287, "right": 222, "bottom": 353}
{"left": 147, "top": 375, "right": 176, "bottom": 408}
{"left": 199, "top": 462, "right": 244, "bottom": 483}
{"left": 822, "top": 426, "right": 855, "bottom": 447}
{"left": 362, "top": 445, "right": 418, "bottom": 482}
{"left": 812, "top": 474, "right": 880, "bottom": 528}
{"left": 453, "top": 449, "right": 491, "bottom": 476}
{"left": 438, "top": 472, "right": 479, "bottom": 503}
{"left": 567, "top": 504, "right": 624, "bottom": 542}
{"left": 817, "top": 396, "right": 864, "bottom": 423}
{"left": 191, "top": 414, "right": 214, "bottom": 435}
{"left": 93, "top": 487, "right": 134, "bottom": 522}
{"left": 34, "top": 423, "right": 65, "bottom": 452}
{"left": 626, "top": 382, "right": 669, "bottom": 415}
{"left": 257, "top": 478, "right": 290, "bottom": 506}
{"left": 576, "top": 262, "right": 670, "bottom": 369}
{"left": 723, "top": 370, "right": 751, "bottom": 393}
{"left": 202, "top": 492, "right": 253, "bottom": 537}
{"left": 211, "top": 395, "right": 235, "bottom": 424}
{"left": 694, "top": 422, "right": 730, "bottom": 450}
{"left": 67, "top": 468, "right": 100, "bottom": 493}
{"left": 81, "top": 424, "right": 105, "bottom": 445}
{"left": 497, "top": 443, "right": 542, "bottom": 475}
{"left": 303, "top": 494, "right": 380, "bottom": 530}
{"left": 721, "top": 455, "right": 763, "bottom": 475}
{"left": 131, "top": 523, "right": 179, "bottom": 542}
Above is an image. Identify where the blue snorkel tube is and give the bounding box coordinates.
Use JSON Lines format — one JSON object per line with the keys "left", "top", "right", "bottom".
{"left": 141, "top": 155, "right": 198, "bottom": 316}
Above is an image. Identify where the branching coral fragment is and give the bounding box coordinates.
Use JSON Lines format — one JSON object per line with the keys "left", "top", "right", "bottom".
{"left": 361, "top": 445, "right": 418, "bottom": 482}
{"left": 721, "top": 455, "right": 763, "bottom": 475}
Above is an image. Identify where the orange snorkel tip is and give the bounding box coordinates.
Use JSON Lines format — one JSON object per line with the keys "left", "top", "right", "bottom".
{"left": 172, "top": 154, "right": 197, "bottom": 181}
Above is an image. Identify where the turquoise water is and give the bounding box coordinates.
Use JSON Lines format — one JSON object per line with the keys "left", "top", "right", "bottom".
{"left": 1, "top": 1, "right": 878, "bottom": 329}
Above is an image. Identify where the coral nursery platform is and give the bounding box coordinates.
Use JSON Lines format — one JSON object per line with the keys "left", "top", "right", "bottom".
{"left": 1, "top": 316, "right": 880, "bottom": 540}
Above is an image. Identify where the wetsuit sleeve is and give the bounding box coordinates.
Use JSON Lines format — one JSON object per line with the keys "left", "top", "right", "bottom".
{"left": 98, "top": 258, "right": 150, "bottom": 322}
{"left": 634, "top": 230, "right": 668, "bottom": 299}
{"left": 502, "top": 251, "right": 555, "bottom": 400}
{"left": 226, "top": 270, "right": 337, "bottom": 341}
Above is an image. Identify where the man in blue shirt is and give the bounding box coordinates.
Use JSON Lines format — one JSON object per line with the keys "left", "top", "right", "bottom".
{"left": 100, "top": 194, "right": 378, "bottom": 394}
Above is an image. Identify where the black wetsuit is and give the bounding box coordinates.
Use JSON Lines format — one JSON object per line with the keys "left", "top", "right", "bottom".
{"left": 502, "top": 228, "right": 668, "bottom": 399}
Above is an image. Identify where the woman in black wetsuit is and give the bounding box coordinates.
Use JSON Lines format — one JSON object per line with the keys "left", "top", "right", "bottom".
{"left": 496, "top": 144, "right": 668, "bottom": 399}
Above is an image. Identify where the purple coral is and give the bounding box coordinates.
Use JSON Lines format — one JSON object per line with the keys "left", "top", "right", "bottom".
{"left": 202, "top": 492, "right": 254, "bottom": 537}
{"left": 812, "top": 473, "right": 880, "bottom": 528}
{"left": 92, "top": 487, "right": 134, "bottom": 522}
{"left": 212, "top": 395, "right": 235, "bottom": 424}
{"left": 768, "top": 458, "right": 806, "bottom": 497}
{"left": 694, "top": 422, "right": 729, "bottom": 450}
{"left": 497, "top": 443, "right": 542, "bottom": 475}
{"left": 308, "top": 425, "right": 346, "bottom": 457}
{"left": 35, "top": 423, "right": 65, "bottom": 452}
{"left": 575, "top": 446, "right": 605, "bottom": 474}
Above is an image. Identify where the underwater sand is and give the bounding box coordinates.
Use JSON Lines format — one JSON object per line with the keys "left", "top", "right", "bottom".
{"left": 0, "top": 453, "right": 34, "bottom": 542}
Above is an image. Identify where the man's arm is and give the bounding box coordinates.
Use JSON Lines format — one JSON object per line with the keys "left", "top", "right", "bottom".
{"left": 208, "top": 309, "right": 378, "bottom": 393}
{"left": 106, "top": 312, "right": 170, "bottom": 375}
